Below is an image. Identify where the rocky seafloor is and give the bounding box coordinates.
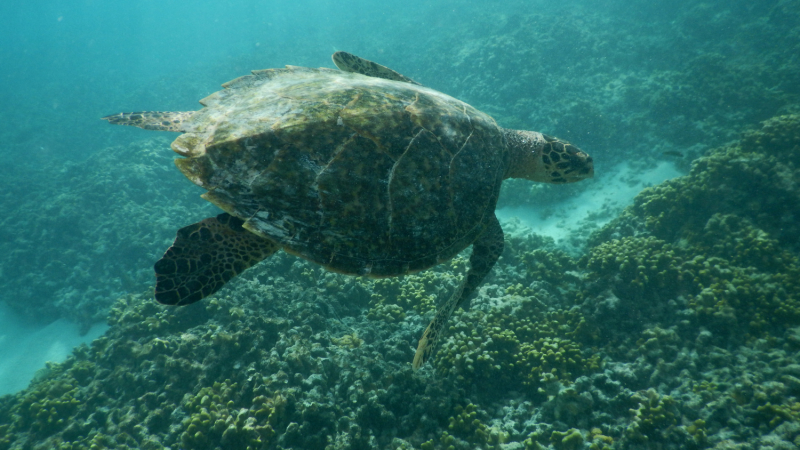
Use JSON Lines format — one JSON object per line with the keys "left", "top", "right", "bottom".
{"left": 1, "top": 114, "right": 799, "bottom": 450}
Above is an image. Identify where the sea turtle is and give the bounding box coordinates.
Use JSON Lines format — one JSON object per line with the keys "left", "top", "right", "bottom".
{"left": 103, "top": 52, "right": 594, "bottom": 369}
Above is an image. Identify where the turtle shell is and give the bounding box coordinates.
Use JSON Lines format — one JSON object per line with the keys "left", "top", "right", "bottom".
{"left": 171, "top": 66, "right": 508, "bottom": 277}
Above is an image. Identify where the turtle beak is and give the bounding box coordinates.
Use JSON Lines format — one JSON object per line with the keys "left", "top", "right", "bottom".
{"left": 562, "top": 146, "right": 594, "bottom": 182}
{"left": 538, "top": 136, "right": 594, "bottom": 184}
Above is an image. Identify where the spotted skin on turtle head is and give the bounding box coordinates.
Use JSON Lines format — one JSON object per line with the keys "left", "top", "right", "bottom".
{"left": 154, "top": 213, "right": 279, "bottom": 306}
{"left": 539, "top": 134, "right": 593, "bottom": 183}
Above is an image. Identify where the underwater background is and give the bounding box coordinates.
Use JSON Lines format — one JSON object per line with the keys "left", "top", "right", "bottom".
{"left": 1, "top": 0, "right": 800, "bottom": 449}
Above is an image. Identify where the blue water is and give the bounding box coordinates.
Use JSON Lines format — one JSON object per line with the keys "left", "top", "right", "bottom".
{"left": 1, "top": 1, "right": 350, "bottom": 161}
{"left": 1, "top": 0, "right": 799, "bottom": 448}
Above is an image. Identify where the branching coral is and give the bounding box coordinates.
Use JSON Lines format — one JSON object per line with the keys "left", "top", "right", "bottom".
{"left": 625, "top": 389, "right": 678, "bottom": 444}
{"left": 435, "top": 295, "right": 601, "bottom": 396}
{"left": 366, "top": 257, "right": 467, "bottom": 318}
{"left": 583, "top": 215, "right": 800, "bottom": 341}
{"left": 180, "top": 380, "right": 284, "bottom": 450}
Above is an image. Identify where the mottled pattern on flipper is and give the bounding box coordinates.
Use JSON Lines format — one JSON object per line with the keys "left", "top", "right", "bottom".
{"left": 154, "top": 213, "right": 278, "bottom": 306}
{"left": 332, "top": 51, "right": 422, "bottom": 85}
{"left": 413, "top": 215, "right": 505, "bottom": 370}
{"left": 102, "top": 111, "right": 194, "bottom": 132}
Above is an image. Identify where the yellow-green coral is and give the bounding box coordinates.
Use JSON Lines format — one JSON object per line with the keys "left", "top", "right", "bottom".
{"left": 520, "top": 248, "right": 580, "bottom": 287}
{"left": 107, "top": 292, "right": 174, "bottom": 336}
{"left": 447, "top": 404, "right": 502, "bottom": 446}
{"left": 366, "top": 303, "right": 406, "bottom": 323}
{"left": 505, "top": 283, "right": 534, "bottom": 298}
{"left": 11, "top": 377, "right": 80, "bottom": 437}
{"left": 625, "top": 389, "right": 678, "bottom": 443}
{"left": 0, "top": 425, "right": 10, "bottom": 450}
{"left": 588, "top": 427, "right": 613, "bottom": 450}
{"left": 583, "top": 222, "right": 800, "bottom": 340}
{"left": 523, "top": 433, "right": 547, "bottom": 450}
{"left": 518, "top": 337, "right": 596, "bottom": 388}
{"left": 420, "top": 403, "right": 508, "bottom": 450}
{"left": 700, "top": 214, "right": 788, "bottom": 271}
{"left": 550, "top": 428, "right": 583, "bottom": 450}
{"left": 435, "top": 295, "right": 601, "bottom": 394}
{"left": 739, "top": 114, "right": 800, "bottom": 163}
{"left": 180, "top": 379, "right": 283, "bottom": 450}
{"left": 331, "top": 332, "right": 363, "bottom": 348}
{"left": 366, "top": 261, "right": 463, "bottom": 317}
{"left": 627, "top": 115, "right": 800, "bottom": 242}
{"left": 588, "top": 116, "right": 800, "bottom": 338}
{"left": 363, "top": 256, "right": 469, "bottom": 317}
{"left": 686, "top": 418, "right": 708, "bottom": 445}
{"left": 582, "top": 236, "right": 684, "bottom": 297}
{"left": 755, "top": 402, "right": 800, "bottom": 429}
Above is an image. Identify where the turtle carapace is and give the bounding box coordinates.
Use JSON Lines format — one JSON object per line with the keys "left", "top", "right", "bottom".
{"left": 103, "top": 52, "right": 594, "bottom": 369}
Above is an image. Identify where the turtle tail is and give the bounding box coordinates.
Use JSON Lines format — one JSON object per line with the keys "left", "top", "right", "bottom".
{"left": 101, "top": 111, "right": 194, "bottom": 132}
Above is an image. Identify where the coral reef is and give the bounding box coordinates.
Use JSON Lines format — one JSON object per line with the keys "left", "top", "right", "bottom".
{"left": 431, "top": 266, "right": 602, "bottom": 397}
{"left": 584, "top": 115, "right": 800, "bottom": 347}
{"left": 366, "top": 257, "right": 467, "bottom": 318}
{"left": 0, "top": 139, "right": 216, "bottom": 325}
{"left": 2, "top": 111, "right": 800, "bottom": 450}
{"left": 2, "top": 1, "right": 800, "bottom": 449}
{"left": 179, "top": 380, "right": 284, "bottom": 450}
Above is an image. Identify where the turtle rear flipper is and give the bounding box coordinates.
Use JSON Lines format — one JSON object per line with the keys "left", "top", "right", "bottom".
{"left": 413, "top": 215, "right": 505, "bottom": 369}
{"left": 154, "top": 213, "right": 279, "bottom": 306}
{"left": 332, "top": 51, "right": 421, "bottom": 85}
{"left": 102, "top": 111, "right": 194, "bottom": 132}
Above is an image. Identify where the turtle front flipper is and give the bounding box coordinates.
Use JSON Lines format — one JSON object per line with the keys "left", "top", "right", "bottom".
{"left": 332, "top": 51, "right": 422, "bottom": 86}
{"left": 102, "top": 111, "right": 194, "bottom": 132}
{"left": 154, "top": 213, "right": 279, "bottom": 306}
{"left": 413, "top": 215, "right": 505, "bottom": 370}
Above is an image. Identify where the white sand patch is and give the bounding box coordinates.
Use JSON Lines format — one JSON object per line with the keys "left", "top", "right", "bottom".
{"left": 0, "top": 303, "right": 108, "bottom": 395}
{"left": 497, "top": 161, "right": 684, "bottom": 247}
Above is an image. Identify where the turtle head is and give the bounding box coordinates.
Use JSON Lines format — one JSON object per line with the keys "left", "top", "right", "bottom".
{"left": 504, "top": 129, "right": 593, "bottom": 183}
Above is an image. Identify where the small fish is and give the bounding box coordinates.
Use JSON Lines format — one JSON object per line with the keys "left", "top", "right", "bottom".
{"left": 662, "top": 150, "right": 684, "bottom": 158}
